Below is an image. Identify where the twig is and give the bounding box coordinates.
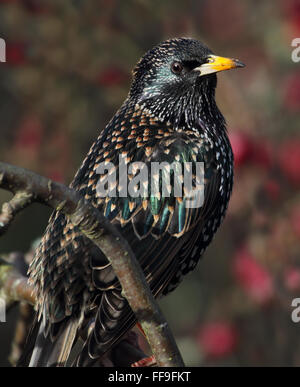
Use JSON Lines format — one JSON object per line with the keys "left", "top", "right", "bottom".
{"left": 0, "top": 162, "right": 184, "bottom": 367}
{"left": 0, "top": 191, "right": 33, "bottom": 236}
{"left": 0, "top": 261, "right": 36, "bottom": 307}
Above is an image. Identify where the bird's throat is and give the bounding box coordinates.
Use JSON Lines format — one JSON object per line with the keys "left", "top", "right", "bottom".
{"left": 135, "top": 82, "right": 225, "bottom": 135}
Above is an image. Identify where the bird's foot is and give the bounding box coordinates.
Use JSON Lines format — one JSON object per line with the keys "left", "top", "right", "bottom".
{"left": 131, "top": 355, "right": 156, "bottom": 367}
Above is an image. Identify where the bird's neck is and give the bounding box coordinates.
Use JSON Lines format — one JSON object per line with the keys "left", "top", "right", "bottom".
{"left": 129, "top": 90, "right": 226, "bottom": 137}
{"left": 128, "top": 76, "right": 226, "bottom": 136}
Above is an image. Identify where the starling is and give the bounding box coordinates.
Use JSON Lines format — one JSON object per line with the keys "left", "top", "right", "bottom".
{"left": 19, "top": 38, "right": 244, "bottom": 367}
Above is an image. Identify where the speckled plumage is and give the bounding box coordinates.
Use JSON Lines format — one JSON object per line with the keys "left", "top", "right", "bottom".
{"left": 20, "top": 38, "right": 241, "bottom": 367}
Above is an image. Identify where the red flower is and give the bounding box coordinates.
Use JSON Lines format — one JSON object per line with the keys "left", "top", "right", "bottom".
{"left": 284, "top": 268, "right": 300, "bottom": 291}
{"left": 282, "top": 73, "right": 300, "bottom": 113}
{"left": 197, "top": 322, "right": 237, "bottom": 359}
{"left": 278, "top": 139, "right": 300, "bottom": 186}
{"left": 263, "top": 179, "right": 280, "bottom": 201}
{"left": 233, "top": 247, "right": 274, "bottom": 304}
{"left": 22, "top": 0, "right": 50, "bottom": 14}
{"left": 229, "top": 131, "right": 253, "bottom": 167}
{"left": 291, "top": 206, "right": 300, "bottom": 238}
{"left": 15, "top": 116, "right": 43, "bottom": 151}
{"left": 47, "top": 170, "right": 64, "bottom": 183}
{"left": 97, "top": 67, "right": 127, "bottom": 87}
{"left": 202, "top": 0, "right": 246, "bottom": 41}
{"left": 6, "top": 41, "right": 27, "bottom": 66}
{"left": 283, "top": 0, "right": 300, "bottom": 33}
{"left": 252, "top": 140, "right": 273, "bottom": 169}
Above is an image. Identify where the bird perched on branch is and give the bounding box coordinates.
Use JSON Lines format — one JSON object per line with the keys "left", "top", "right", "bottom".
{"left": 19, "top": 38, "right": 244, "bottom": 367}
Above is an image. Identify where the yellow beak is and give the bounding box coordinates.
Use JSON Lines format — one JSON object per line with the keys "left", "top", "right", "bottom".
{"left": 194, "top": 55, "right": 245, "bottom": 76}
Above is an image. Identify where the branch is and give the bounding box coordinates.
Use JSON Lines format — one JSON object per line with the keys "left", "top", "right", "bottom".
{"left": 0, "top": 191, "right": 33, "bottom": 236}
{"left": 0, "top": 258, "right": 36, "bottom": 307}
{"left": 0, "top": 162, "right": 184, "bottom": 367}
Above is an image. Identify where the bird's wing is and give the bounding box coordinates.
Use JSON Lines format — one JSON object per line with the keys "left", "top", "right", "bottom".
{"left": 74, "top": 128, "right": 227, "bottom": 364}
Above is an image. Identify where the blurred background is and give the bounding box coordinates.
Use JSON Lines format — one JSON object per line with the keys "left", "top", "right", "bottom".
{"left": 0, "top": 0, "right": 300, "bottom": 367}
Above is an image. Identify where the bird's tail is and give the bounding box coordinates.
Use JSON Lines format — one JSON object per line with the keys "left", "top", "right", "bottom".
{"left": 17, "top": 315, "right": 78, "bottom": 367}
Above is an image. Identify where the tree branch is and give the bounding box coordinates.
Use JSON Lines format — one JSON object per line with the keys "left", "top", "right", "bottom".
{"left": 0, "top": 263, "right": 36, "bottom": 306}
{"left": 0, "top": 161, "right": 184, "bottom": 367}
{"left": 0, "top": 191, "right": 33, "bottom": 236}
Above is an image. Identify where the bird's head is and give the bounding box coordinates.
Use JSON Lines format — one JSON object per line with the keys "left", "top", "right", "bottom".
{"left": 130, "top": 38, "right": 244, "bottom": 128}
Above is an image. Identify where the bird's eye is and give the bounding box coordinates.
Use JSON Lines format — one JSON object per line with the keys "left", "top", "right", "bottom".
{"left": 171, "top": 61, "right": 183, "bottom": 75}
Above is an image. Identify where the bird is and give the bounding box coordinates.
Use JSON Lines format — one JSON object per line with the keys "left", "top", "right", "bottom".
{"left": 18, "top": 37, "right": 244, "bottom": 367}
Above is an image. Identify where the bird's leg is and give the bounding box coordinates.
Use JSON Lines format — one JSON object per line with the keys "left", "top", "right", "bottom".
{"left": 131, "top": 355, "right": 156, "bottom": 367}
{"left": 131, "top": 323, "right": 157, "bottom": 367}
{"left": 136, "top": 322, "right": 146, "bottom": 337}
